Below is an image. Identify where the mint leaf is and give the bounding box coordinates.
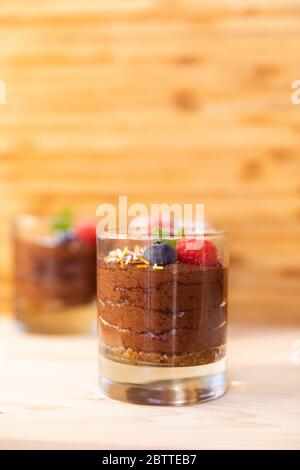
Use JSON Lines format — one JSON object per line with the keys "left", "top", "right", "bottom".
{"left": 176, "top": 228, "right": 185, "bottom": 237}
{"left": 153, "top": 227, "right": 165, "bottom": 239}
{"left": 161, "top": 238, "right": 177, "bottom": 249}
{"left": 51, "top": 208, "right": 74, "bottom": 232}
{"left": 153, "top": 227, "right": 178, "bottom": 249}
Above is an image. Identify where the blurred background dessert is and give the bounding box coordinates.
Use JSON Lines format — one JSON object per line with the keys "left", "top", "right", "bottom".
{"left": 13, "top": 212, "right": 96, "bottom": 334}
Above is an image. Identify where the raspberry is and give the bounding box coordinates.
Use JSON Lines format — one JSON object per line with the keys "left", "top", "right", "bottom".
{"left": 75, "top": 223, "right": 96, "bottom": 244}
{"left": 176, "top": 239, "right": 217, "bottom": 266}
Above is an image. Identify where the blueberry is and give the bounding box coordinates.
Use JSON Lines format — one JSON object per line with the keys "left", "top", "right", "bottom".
{"left": 144, "top": 242, "right": 176, "bottom": 266}
{"left": 54, "top": 231, "right": 76, "bottom": 245}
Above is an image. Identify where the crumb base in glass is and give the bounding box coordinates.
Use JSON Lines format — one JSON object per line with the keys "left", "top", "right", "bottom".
{"left": 99, "top": 354, "right": 227, "bottom": 406}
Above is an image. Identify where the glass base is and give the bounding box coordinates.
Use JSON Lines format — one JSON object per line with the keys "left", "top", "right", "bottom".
{"left": 15, "top": 300, "right": 96, "bottom": 335}
{"left": 99, "top": 355, "right": 227, "bottom": 406}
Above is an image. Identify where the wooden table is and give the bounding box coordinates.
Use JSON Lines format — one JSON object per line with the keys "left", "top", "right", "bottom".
{"left": 0, "top": 318, "right": 299, "bottom": 450}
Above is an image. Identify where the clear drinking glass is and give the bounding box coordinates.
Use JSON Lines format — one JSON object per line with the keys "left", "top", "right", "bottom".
{"left": 97, "top": 231, "right": 228, "bottom": 405}
{"left": 13, "top": 214, "right": 97, "bottom": 334}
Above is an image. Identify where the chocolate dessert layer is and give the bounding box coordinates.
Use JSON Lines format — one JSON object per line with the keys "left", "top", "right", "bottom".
{"left": 15, "top": 238, "right": 96, "bottom": 306}
{"left": 97, "top": 262, "right": 227, "bottom": 363}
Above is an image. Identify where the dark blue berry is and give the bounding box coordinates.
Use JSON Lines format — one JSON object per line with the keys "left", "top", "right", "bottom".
{"left": 55, "top": 231, "right": 76, "bottom": 245}
{"left": 144, "top": 242, "right": 176, "bottom": 266}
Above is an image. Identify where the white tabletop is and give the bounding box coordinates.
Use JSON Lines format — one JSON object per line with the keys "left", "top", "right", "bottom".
{"left": 0, "top": 318, "right": 299, "bottom": 450}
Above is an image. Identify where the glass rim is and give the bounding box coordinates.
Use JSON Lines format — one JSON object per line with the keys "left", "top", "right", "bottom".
{"left": 12, "top": 214, "right": 95, "bottom": 224}
{"left": 97, "top": 230, "right": 228, "bottom": 240}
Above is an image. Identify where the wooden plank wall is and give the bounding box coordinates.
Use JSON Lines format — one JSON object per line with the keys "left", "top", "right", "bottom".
{"left": 0, "top": 0, "right": 300, "bottom": 323}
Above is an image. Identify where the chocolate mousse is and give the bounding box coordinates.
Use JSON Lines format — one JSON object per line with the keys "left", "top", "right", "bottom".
{"left": 15, "top": 238, "right": 96, "bottom": 307}
{"left": 14, "top": 213, "right": 97, "bottom": 334}
{"left": 97, "top": 241, "right": 227, "bottom": 366}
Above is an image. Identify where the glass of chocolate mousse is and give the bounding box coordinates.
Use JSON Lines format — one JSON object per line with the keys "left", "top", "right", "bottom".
{"left": 97, "top": 231, "right": 228, "bottom": 406}
{"left": 13, "top": 211, "right": 97, "bottom": 334}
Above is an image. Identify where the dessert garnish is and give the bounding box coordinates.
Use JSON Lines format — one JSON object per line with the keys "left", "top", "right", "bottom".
{"left": 51, "top": 208, "right": 74, "bottom": 233}
{"left": 176, "top": 239, "right": 217, "bottom": 266}
{"left": 144, "top": 241, "right": 176, "bottom": 266}
{"left": 51, "top": 209, "right": 96, "bottom": 245}
{"left": 152, "top": 263, "right": 164, "bottom": 270}
{"left": 104, "top": 247, "right": 149, "bottom": 269}
{"left": 55, "top": 231, "right": 76, "bottom": 245}
{"left": 153, "top": 227, "right": 182, "bottom": 249}
{"left": 75, "top": 222, "right": 96, "bottom": 244}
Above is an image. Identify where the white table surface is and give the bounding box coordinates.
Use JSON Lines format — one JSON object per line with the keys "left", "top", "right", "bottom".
{"left": 0, "top": 318, "right": 300, "bottom": 450}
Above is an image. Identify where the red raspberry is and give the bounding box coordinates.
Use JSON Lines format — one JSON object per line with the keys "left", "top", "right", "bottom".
{"left": 176, "top": 239, "right": 218, "bottom": 266}
{"left": 75, "top": 223, "right": 96, "bottom": 244}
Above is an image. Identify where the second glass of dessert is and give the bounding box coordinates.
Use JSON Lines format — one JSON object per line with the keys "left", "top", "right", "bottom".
{"left": 13, "top": 211, "right": 97, "bottom": 334}
{"left": 97, "top": 230, "right": 228, "bottom": 406}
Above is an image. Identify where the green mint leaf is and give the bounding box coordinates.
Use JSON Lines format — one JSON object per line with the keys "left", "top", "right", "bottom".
{"left": 51, "top": 208, "right": 74, "bottom": 232}
{"left": 152, "top": 227, "right": 178, "bottom": 249}
{"left": 153, "top": 227, "right": 165, "bottom": 239}
{"left": 161, "top": 238, "right": 177, "bottom": 249}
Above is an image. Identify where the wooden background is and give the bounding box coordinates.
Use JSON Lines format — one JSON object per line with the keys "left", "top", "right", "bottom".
{"left": 0, "top": 0, "right": 300, "bottom": 322}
